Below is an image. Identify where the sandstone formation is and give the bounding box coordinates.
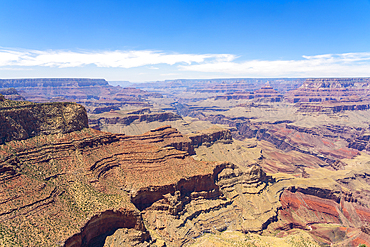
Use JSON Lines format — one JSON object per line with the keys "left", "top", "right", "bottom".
{"left": 285, "top": 78, "right": 370, "bottom": 103}
{"left": 0, "top": 88, "right": 26, "bottom": 101}
{"left": 134, "top": 78, "right": 304, "bottom": 102}
{"left": 253, "top": 86, "right": 283, "bottom": 102}
{"left": 0, "top": 100, "right": 88, "bottom": 144}
{"left": 0, "top": 79, "right": 161, "bottom": 112}
{"left": 0, "top": 125, "right": 276, "bottom": 246}
{"left": 214, "top": 91, "right": 254, "bottom": 100}
{"left": 2, "top": 77, "right": 370, "bottom": 246}
{"left": 270, "top": 182, "right": 370, "bottom": 246}
{"left": 91, "top": 106, "right": 120, "bottom": 114}
{"left": 110, "top": 87, "right": 162, "bottom": 101}
{"left": 0, "top": 78, "right": 109, "bottom": 88}
{"left": 188, "top": 126, "right": 233, "bottom": 148}
{"left": 0, "top": 99, "right": 279, "bottom": 246}
{"left": 88, "top": 110, "right": 182, "bottom": 131}
{"left": 297, "top": 99, "right": 370, "bottom": 113}
{"left": 190, "top": 113, "right": 361, "bottom": 170}
{"left": 213, "top": 86, "right": 282, "bottom": 102}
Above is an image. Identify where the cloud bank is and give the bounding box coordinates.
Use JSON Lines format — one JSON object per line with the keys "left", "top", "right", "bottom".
{"left": 0, "top": 49, "right": 234, "bottom": 68}
{"left": 180, "top": 52, "right": 370, "bottom": 77}
{"left": 1, "top": 48, "right": 370, "bottom": 78}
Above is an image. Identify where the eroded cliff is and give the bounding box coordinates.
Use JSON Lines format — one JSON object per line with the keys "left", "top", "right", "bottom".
{"left": 1, "top": 94, "right": 370, "bottom": 246}
{"left": 0, "top": 100, "right": 88, "bottom": 144}
{"left": 0, "top": 99, "right": 276, "bottom": 246}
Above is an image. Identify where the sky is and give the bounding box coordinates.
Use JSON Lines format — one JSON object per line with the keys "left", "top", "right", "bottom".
{"left": 0, "top": 0, "right": 370, "bottom": 82}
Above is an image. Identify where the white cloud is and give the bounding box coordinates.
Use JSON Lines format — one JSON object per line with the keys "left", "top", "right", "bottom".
{"left": 0, "top": 48, "right": 233, "bottom": 68}
{"left": 179, "top": 52, "right": 370, "bottom": 77}
{"left": 0, "top": 48, "right": 369, "bottom": 78}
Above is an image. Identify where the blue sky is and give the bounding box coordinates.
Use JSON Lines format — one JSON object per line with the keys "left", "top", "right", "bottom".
{"left": 1, "top": 0, "right": 370, "bottom": 82}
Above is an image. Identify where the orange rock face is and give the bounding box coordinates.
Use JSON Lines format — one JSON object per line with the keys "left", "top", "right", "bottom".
{"left": 88, "top": 111, "right": 182, "bottom": 131}
{"left": 0, "top": 125, "right": 218, "bottom": 246}
{"left": 1, "top": 114, "right": 270, "bottom": 246}
{"left": 274, "top": 187, "right": 370, "bottom": 246}
{"left": 0, "top": 102, "right": 88, "bottom": 144}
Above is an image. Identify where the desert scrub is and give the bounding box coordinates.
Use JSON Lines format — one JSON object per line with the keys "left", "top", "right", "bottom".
{"left": 0, "top": 224, "right": 20, "bottom": 246}
{"left": 67, "top": 181, "right": 126, "bottom": 213}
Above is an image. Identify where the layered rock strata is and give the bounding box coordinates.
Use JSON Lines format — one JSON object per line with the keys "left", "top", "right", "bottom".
{"left": 214, "top": 92, "right": 254, "bottom": 100}
{"left": 0, "top": 88, "right": 26, "bottom": 101}
{"left": 271, "top": 184, "right": 370, "bottom": 246}
{"left": 0, "top": 101, "right": 88, "bottom": 144}
{"left": 195, "top": 114, "right": 361, "bottom": 168}
{"left": 88, "top": 111, "right": 182, "bottom": 131}
{"left": 253, "top": 86, "right": 283, "bottom": 102}
{"left": 0, "top": 126, "right": 276, "bottom": 246}
{"left": 285, "top": 78, "right": 370, "bottom": 103}
{"left": 213, "top": 86, "right": 282, "bottom": 102}
{"left": 0, "top": 79, "right": 160, "bottom": 108}
{"left": 0, "top": 78, "right": 109, "bottom": 88}
{"left": 297, "top": 100, "right": 370, "bottom": 113}
{"left": 0, "top": 99, "right": 277, "bottom": 246}
{"left": 188, "top": 127, "right": 233, "bottom": 148}
{"left": 2, "top": 94, "right": 370, "bottom": 246}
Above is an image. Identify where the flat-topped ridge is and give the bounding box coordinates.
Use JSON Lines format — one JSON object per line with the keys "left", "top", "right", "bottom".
{"left": 0, "top": 100, "right": 88, "bottom": 144}
{"left": 0, "top": 78, "right": 108, "bottom": 88}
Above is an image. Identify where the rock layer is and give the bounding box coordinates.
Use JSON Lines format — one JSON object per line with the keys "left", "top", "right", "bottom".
{"left": 0, "top": 102, "right": 88, "bottom": 144}
{"left": 0, "top": 99, "right": 274, "bottom": 246}
{"left": 285, "top": 78, "right": 370, "bottom": 103}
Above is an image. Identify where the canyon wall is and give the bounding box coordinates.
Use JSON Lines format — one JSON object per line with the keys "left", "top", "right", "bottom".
{"left": 285, "top": 78, "right": 370, "bottom": 103}
{"left": 0, "top": 101, "right": 88, "bottom": 144}
{"left": 0, "top": 99, "right": 276, "bottom": 246}
{"left": 0, "top": 78, "right": 109, "bottom": 88}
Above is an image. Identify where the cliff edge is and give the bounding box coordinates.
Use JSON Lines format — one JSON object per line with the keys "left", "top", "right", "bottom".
{"left": 0, "top": 98, "right": 88, "bottom": 144}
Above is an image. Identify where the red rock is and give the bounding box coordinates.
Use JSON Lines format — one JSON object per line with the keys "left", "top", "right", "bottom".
{"left": 285, "top": 78, "right": 370, "bottom": 103}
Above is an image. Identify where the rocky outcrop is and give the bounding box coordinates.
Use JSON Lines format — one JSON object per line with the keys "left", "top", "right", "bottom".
{"left": 196, "top": 82, "right": 255, "bottom": 94}
{"left": 271, "top": 185, "right": 370, "bottom": 246}
{"left": 82, "top": 100, "right": 151, "bottom": 109}
{"left": 124, "top": 125, "right": 195, "bottom": 155}
{"left": 0, "top": 79, "right": 161, "bottom": 109}
{"left": 188, "top": 127, "right": 233, "bottom": 148}
{"left": 0, "top": 88, "right": 26, "bottom": 101}
{"left": 64, "top": 209, "right": 150, "bottom": 247}
{"left": 91, "top": 106, "right": 120, "bottom": 114}
{"left": 201, "top": 114, "right": 360, "bottom": 165}
{"left": 285, "top": 78, "right": 370, "bottom": 103}
{"left": 126, "top": 108, "right": 151, "bottom": 115}
{"left": 348, "top": 133, "right": 370, "bottom": 151}
{"left": 0, "top": 126, "right": 191, "bottom": 246}
{"left": 136, "top": 78, "right": 304, "bottom": 96}
{"left": 111, "top": 87, "right": 162, "bottom": 100}
{"left": 88, "top": 112, "right": 182, "bottom": 131}
{"left": 214, "top": 92, "right": 254, "bottom": 100}
{"left": 0, "top": 110, "right": 276, "bottom": 247}
{"left": 0, "top": 101, "right": 88, "bottom": 144}
{"left": 253, "top": 86, "right": 283, "bottom": 102}
{"left": 213, "top": 86, "right": 283, "bottom": 102}
{"left": 297, "top": 100, "right": 370, "bottom": 113}
{"left": 0, "top": 78, "right": 109, "bottom": 88}
{"left": 136, "top": 161, "right": 278, "bottom": 245}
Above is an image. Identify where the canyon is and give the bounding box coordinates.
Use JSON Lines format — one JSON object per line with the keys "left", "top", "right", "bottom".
{"left": 1, "top": 77, "right": 370, "bottom": 246}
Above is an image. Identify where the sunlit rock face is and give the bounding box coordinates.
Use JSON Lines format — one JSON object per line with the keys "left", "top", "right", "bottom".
{"left": 285, "top": 78, "right": 370, "bottom": 103}
{"left": 1, "top": 77, "right": 370, "bottom": 246}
